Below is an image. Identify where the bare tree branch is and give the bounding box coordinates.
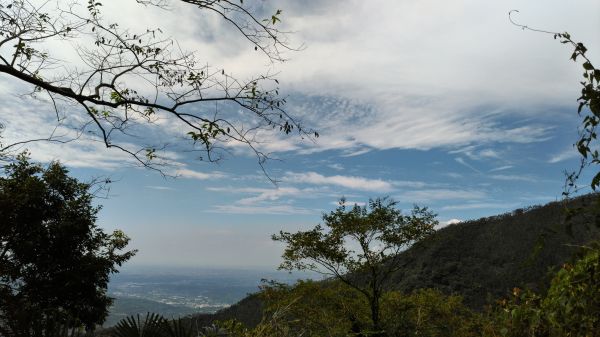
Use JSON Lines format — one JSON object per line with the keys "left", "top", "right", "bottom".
{"left": 0, "top": 0, "right": 315, "bottom": 179}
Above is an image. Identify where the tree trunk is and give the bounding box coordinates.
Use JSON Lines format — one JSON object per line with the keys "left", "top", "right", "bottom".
{"left": 370, "top": 295, "right": 385, "bottom": 337}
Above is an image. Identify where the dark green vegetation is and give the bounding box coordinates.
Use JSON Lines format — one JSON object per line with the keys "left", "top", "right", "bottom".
{"left": 386, "top": 195, "right": 600, "bottom": 309}
{"left": 0, "top": 155, "right": 135, "bottom": 336}
{"left": 490, "top": 242, "right": 600, "bottom": 336}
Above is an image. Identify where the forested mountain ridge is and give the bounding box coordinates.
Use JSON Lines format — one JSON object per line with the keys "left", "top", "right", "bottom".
{"left": 387, "top": 194, "right": 600, "bottom": 309}
{"left": 182, "top": 194, "right": 600, "bottom": 328}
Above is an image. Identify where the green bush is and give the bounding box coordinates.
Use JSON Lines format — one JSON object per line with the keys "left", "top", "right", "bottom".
{"left": 258, "top": 281, "right": 479, "bottom": 337}
{"left": 486, "top": 243, "right": 600, "bottom": 337}
{"left": 381, "top": 289, "right": 480, "bottom": 337}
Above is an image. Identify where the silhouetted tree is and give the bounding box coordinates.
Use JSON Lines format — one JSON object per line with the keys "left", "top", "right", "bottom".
{"left": 0, "top": 154, "right": 136, "bottom": 336}
{"left": 272, "top": 198, "right": 437, "bottom": 336}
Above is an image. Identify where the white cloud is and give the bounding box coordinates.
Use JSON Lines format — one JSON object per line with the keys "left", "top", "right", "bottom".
{"left": 397, "top": 189, "right": 486, "bottom": 203}
{"left": 437, "top": 218, "right": 462, "bottom": 229}
{"left": 441, "top": 202, "right": 520, "bottom": 211}
{"left": 176, "top": 169, "right": 226, "bottom": 180}
{"left": 490, "top": 165, "right": 514, "bottom": 172}
{"left": 145, "top": 186, "right": 176, "bottom": 191}
{"left": 392, "top": 180, "right": 428, "bottom": 189}
{"left": 548, "top": 147, "right": 579, "bottom": 164}
{"left": 206, "top": 185, "right": 327, "bottom": 215}
{"left": 332, "top": 200, "right": 366, "bottom": 207}
{"left": 283, "top": 171, "right": 394, "bottom": 192}
{"left": 455, "top": 157, "right": 481, "bottom": 173}
{"left": 236, "top": 187, "right": 305, "bottom": 205}
{"left": 3, "top": 0, "right": 597, "bottom": 163}
{"left": 327, "top": 163, "right": 344, "bottom": 171}
{"left": 209, "top": 204, "right": 315, "bottom": 215}
{"left": 490, "top": 174, "right": 537, "bottom": 182}
{"left": 450, "top": 146, "right": 501, "bottom": 160}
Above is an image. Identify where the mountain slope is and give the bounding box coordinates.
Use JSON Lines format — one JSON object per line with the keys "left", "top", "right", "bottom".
{"left": 387, "top": 194, "right": 600, "bottom": 309}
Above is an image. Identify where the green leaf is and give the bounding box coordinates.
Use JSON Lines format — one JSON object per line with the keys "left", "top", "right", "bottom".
{"left": 592, "top": 172, "right": 600, "bottom": 190}
{"left": 583, "top": 62, "right": 595, "bottom": 71}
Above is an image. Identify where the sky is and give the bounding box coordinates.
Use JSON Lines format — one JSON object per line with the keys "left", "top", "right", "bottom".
{"left": 1, "top": 0, "right": 599, "bottom": 268}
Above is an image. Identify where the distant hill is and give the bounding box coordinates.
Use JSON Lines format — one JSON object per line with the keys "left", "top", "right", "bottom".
{"left": 186, "top": 293, "right": 264, "bottom": 328}
{"left": 386, "top": 193, "right": 600, "bottom": 309}
{"left": 100, "top": 194, "right": 600, "bottom": 330}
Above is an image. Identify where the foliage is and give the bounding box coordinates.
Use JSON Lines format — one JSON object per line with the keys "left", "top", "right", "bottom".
{"left": 112, "top": 309, "right": 296, "bottom": 337}
{"left": 256, "top": 280, "right": 479, "bottom": 337}
{"left": 112, "top": 313, "right": 202, "bottom": 337}
{"left": 113, "top": 313, "right": 165, "bottom": 337}
{"left": 0, "top": 154, "right": 136, "bottom": 336}
{"left": 0, "top": 0, "right": 314, "bottom": 175}
{"left": 380, "top": 289, "right": 480, "bottom": 337}
{"left": 272, "top": 197, "right": 437, "bottom": 334}
{"left": 542, "top": 243, "right": 600, "bottom": 335}
{"left": 509, "top": 11, "right": 599, "bottom": 195}
{"left": 485, "top": 243, "right": 600, "bottom": 337}
{"left": 555, "top": 33, "right": 600, "bottom": 195}
{"left": 259, "top": 280, "right": 370, "bottom": 336}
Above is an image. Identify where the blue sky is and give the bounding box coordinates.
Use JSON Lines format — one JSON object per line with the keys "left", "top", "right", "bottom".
{"left": 1, "top": 0, "right": 599, "bottom": 267}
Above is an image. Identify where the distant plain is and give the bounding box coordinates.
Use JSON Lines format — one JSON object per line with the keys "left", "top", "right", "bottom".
{"left": 105, "top": 267, "right": 316, "bottom": 327}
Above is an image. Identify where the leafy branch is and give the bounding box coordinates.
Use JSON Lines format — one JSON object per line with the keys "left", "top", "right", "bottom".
{"left": 509, "top": 10, "right": 600, "bottom": 196}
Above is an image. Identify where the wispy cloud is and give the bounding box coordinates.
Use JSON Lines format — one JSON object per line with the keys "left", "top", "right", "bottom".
{"left": 206, "top": 185, "right": 326, "bottom": 215}
{"left": 341, "top": 148, "right": 372, "bottom": 157}
{"left": 209, "top": 204, "right": 315, "bottom": 215}
{"left": 283, "top": 171, "right": 394, "bottom": 192}
{"left": 441, "top": 202, "right": 520, "bottom": 211}
{"left": 455, "top": 157, "right": 481, "bottom": 174}
{"left": 236, "top": 187, "right": 307, "bottom": 205}
{"left": 443, "top": 172, "right": 463, "bottom": 179}
{"left": 176, "top": 169, "right": 226, "bottom": 180}
{"left": 548, "top": 147, "right": 578, "bottom": 164}
{"left": 450, "top": 146, "right": 500, "bottom": 160}
{"left": 490, "top": 165, "right": 514, "bottom": 172}
{"left": 145, "top": 185, "right": 176, "bottom": 191}
{"left": 3, "top": 0, "right": 592, "bottom": 165}
{"left": 332, "top": 200, "right": 366, "bottom": 207}
{"left": 490, "top": 174, "right": 537, "bottom": 182}
{"left": 397, "top": 189, "right": 485, "bottom": 203}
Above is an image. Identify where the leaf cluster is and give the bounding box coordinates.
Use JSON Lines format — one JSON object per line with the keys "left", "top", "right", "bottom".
{"left": 553, "top": 33, "right": 600, "bottom": 194}
{"left": 484, "top": 242, "right": 600, "bottom": 337}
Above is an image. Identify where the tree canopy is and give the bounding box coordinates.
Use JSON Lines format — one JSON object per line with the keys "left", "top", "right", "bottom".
{"left": 0, "top": 0, "right": 315, "bottom": 176}
{"left": 272, "top": 198, "right": 437, "bottom": 335}
{"left": 0, "top": 154, "right": 136, "bottom": 336}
